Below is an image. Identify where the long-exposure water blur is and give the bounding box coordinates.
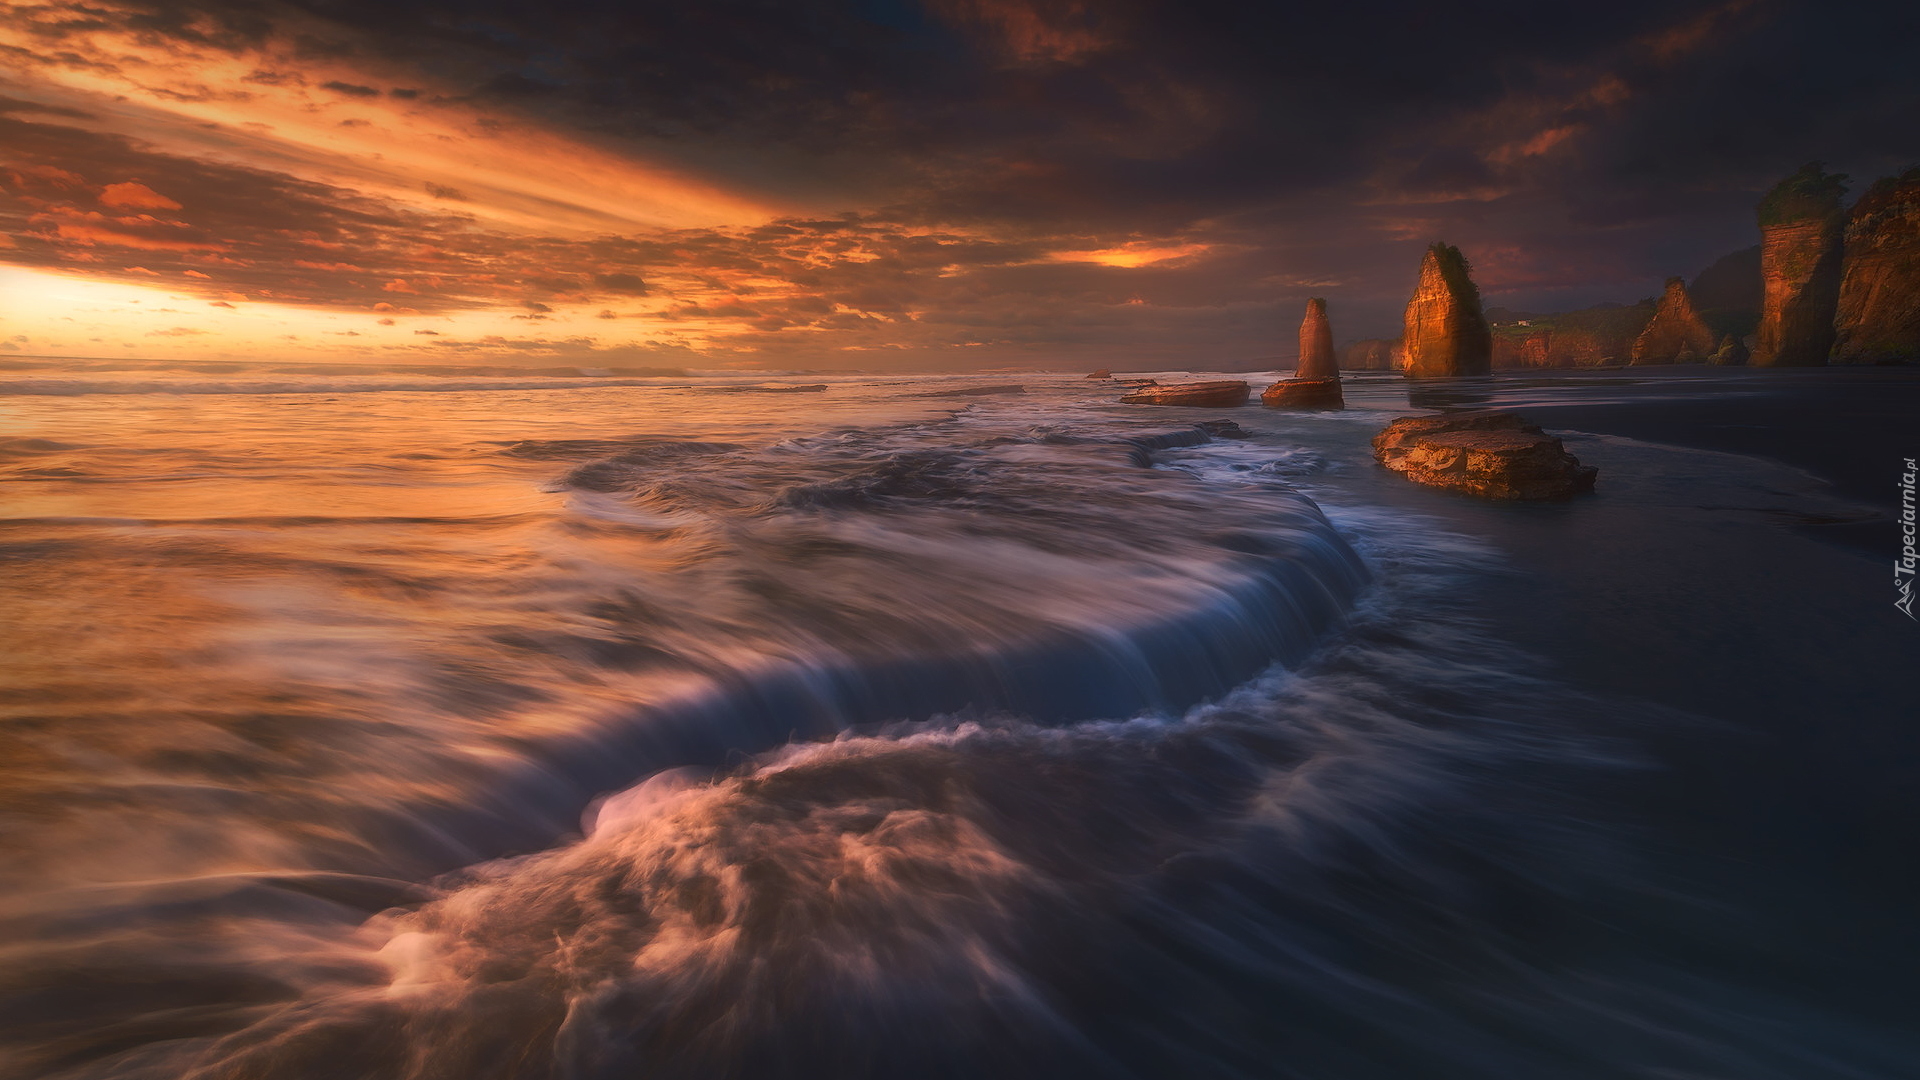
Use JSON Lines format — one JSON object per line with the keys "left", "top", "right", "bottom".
{"left": 2, "top": 360, "right": 1915, "bottom": 1078}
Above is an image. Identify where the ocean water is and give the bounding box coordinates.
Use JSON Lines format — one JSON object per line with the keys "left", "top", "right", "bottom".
{"left": 0, "top": 359, "right": 1913, "bottom": 1079}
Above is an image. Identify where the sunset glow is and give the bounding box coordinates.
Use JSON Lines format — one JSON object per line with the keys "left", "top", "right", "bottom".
{"left": 2, "top": 0, "right": 1913, "bottom": 367}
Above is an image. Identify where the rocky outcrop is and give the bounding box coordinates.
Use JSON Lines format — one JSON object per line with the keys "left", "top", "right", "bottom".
{"left": 1261, "top": 377, "right": 1342, "bottom": 409}
{"left": 1711, "top": 335, "right": 1750, "bottom": 365}
{"left": 1343, "top": 339, "right": 1404, "bottom": 371}
{"left": 1630, "top": 278, "right": 1716, "bottom": 364}
{"left": 1264, "top": 298, "right": 1344, "bottom": 409}
{"left": 1833, "top": 168, "right": 1920, "bottom": 364}
{"left": 1403, "top": 243, "right": 1492, "bottom": 378}
{"left": 1087, "top": 369, "right": 1112, "bottom": 379}
{"left": 1119, "top": 381, "right": 1249, "bottom": 407}
{"left": 1753, "top": 163, "right": 1847, "bottom": 367}
{"left": 1373, "top": 411, "right": 1596, "bottom": 500}
{"left": 1296, "top": 298, "right": 1338, "bottom": 379}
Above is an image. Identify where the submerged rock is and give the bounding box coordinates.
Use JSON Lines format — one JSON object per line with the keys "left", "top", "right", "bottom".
{"left": 1711, "top": 334, "right": 1750, "bottom": 365}
{"left": 1403, "top": 243, "right": 1492, "bottom": 378}
{"left": 1372, "top": 410, "right": 1596, "bottom": 500}
{"left": 1753, "top": 163, "right": 1847, "bottom": 366}
{"left": 1119, "top": 381, "right": 1250, "bottom": 407}
{"left": 1833, "top": 167, "right": 1920, "bottom": 364}
{"left": 1194, "top": 419, "right": 1250, "bottom": 438}
{"left": 1630, "top": 278, "right": 1716, "bottom": 364}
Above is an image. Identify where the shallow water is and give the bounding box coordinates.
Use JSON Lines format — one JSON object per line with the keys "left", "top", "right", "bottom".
{"left": 0, "top": 360, "right": 1913, "bottom": 1078}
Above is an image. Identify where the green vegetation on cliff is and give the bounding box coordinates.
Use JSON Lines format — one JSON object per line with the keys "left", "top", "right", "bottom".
{"left": 1427, "top": 242, "right": 1483, "bottom": 309}
{"left": 1850, "top": 165, "right": 1920, "bottom": 219}
{"left": 1756, "top": 162, "right": 1848, "bottom": 227}
{"left": 1488, "top": 301, "right": 1656, "bottom": 351}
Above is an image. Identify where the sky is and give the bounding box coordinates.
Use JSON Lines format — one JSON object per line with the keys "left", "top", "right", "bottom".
{"left": 1, "top": 0, "right": 1916, "bottom": 370}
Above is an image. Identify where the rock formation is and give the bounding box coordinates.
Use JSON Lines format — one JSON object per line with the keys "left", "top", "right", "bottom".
{"left": 1402, "top": 243, "right": 1492, "bottom": 378}
{"left": 1261, "top": 378, "right": 1342, "bottom": 409}
{"left": 1752, "top": 163, "right": 1847, "bottom": 366}
{"left": 1833, "top": 167, "right": 1920, "bottom": 364}
{"left": 1263, "top": 298, "right": 1344, "bottom": 409}
{"left": 1710, "top": 335, "right": 1749, "bottom": 365}
{"left": 1630, "top": 278, "right": 1716, "bottom": 364}
{"left": 1373, "top": 411, "right": 1596, "bottom": 500}
{"left": 1343, "top": 339, "right": 1404, "bottom": 371}
{"left": 1119, "top": 381, "right": 1249, "bottom": 407}
{"left": 1087, "top": 368, "right": 1112, "bottom": 379}
{"left": 1295, "top": 298, "right": 1338, "bottom": 379}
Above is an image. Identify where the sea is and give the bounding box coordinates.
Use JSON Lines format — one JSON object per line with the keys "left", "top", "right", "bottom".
{"left": 0, "top": 357, "right": 1915, "bottom": 1079}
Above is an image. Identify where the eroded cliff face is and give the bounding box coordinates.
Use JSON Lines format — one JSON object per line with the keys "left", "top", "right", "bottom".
{"left": 1402, "top": 244, "right": 1492, "bottom": 378}
{"left": 1753, "top": 164, "right": 1847, "bottom": 367}
{"left": 1630, "top": 278, "right": 1716, "bottom": 364}
{"left": 1488, "top": 302, "right": 1653, "bottom": 368}
{"left": 1833, "top": 169, "right": 1920, "bottom": 364}
{"left": 1494, "top": 329, "right": 1615, "bottom": 368}
{"left": 1296, "top": 298, "right": 1339, "bottom": 379}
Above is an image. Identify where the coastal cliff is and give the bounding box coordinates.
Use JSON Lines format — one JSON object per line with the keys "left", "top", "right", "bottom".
{"left": 1402, "top": 243, "right": 1492, "bottom": 378}
{"left": 1488, "top": 303, "right": 1654, "bottom": 368}
{"left": 1752, "top": 163, "right": 1847, "bottom": 367}
{"left": 1833, "top": 168, "right": 1920, "bottom": 364}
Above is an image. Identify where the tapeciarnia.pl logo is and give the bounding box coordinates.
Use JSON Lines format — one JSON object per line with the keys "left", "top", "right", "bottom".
{"left": 1899, "top": 457, "right": 1917, "bottom": 620}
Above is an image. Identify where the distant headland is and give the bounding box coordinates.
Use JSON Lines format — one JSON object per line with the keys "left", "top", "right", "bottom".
{"left": 1341, "top": 163, "right": 1920, "bottom": 373}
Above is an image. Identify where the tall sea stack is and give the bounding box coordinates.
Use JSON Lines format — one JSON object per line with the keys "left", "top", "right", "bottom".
{"left": 1833, "top": 167, "right": 1920, "bottom": 364}
{"left": 1752, "top": 163, "right": 1847, "bottom": 367}
{"left": 1630, "top": 278, "right": 1716, "bottom": 364}
{"left": 1296, "top": 297, "right": 1338, "bottom": 379}
{"left": 1403, "top": 243, "right": 1492, "bottom": 378}
{"left": 1262, "top": 298, "right": 1344, "bottom": 409}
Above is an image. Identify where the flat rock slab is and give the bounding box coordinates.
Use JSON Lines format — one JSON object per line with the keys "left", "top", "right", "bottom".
{"left": 1373, "top": 410, "right": 1597, "bottom": 499}
{"left": 1120, "top": 381, "right": 1250, "bottom": 407}
{"left": 1261, "top": 377, "right": 1343, "bottom": 410}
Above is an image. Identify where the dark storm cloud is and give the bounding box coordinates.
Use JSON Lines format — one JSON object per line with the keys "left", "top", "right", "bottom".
{"left": 7, "top": 0, "right": 1919, "bottom": 349}
{"left": 84, "top": 1, "right": 1908, "bottom": 207}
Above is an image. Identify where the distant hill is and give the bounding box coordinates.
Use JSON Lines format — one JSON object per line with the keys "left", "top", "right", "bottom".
{"left": 1688, "top": 245, "right": 1762, "bottom": 340}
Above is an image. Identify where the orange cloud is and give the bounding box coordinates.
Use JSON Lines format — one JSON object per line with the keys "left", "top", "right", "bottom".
{"left": 98, "top": 181, "right": 182, "bottom": 210}
{"left": 51, "top": 222, "right": 222, "bottom": 251}
{"left": 1049, "top": 242, "right": 1211, "bottom": 268}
